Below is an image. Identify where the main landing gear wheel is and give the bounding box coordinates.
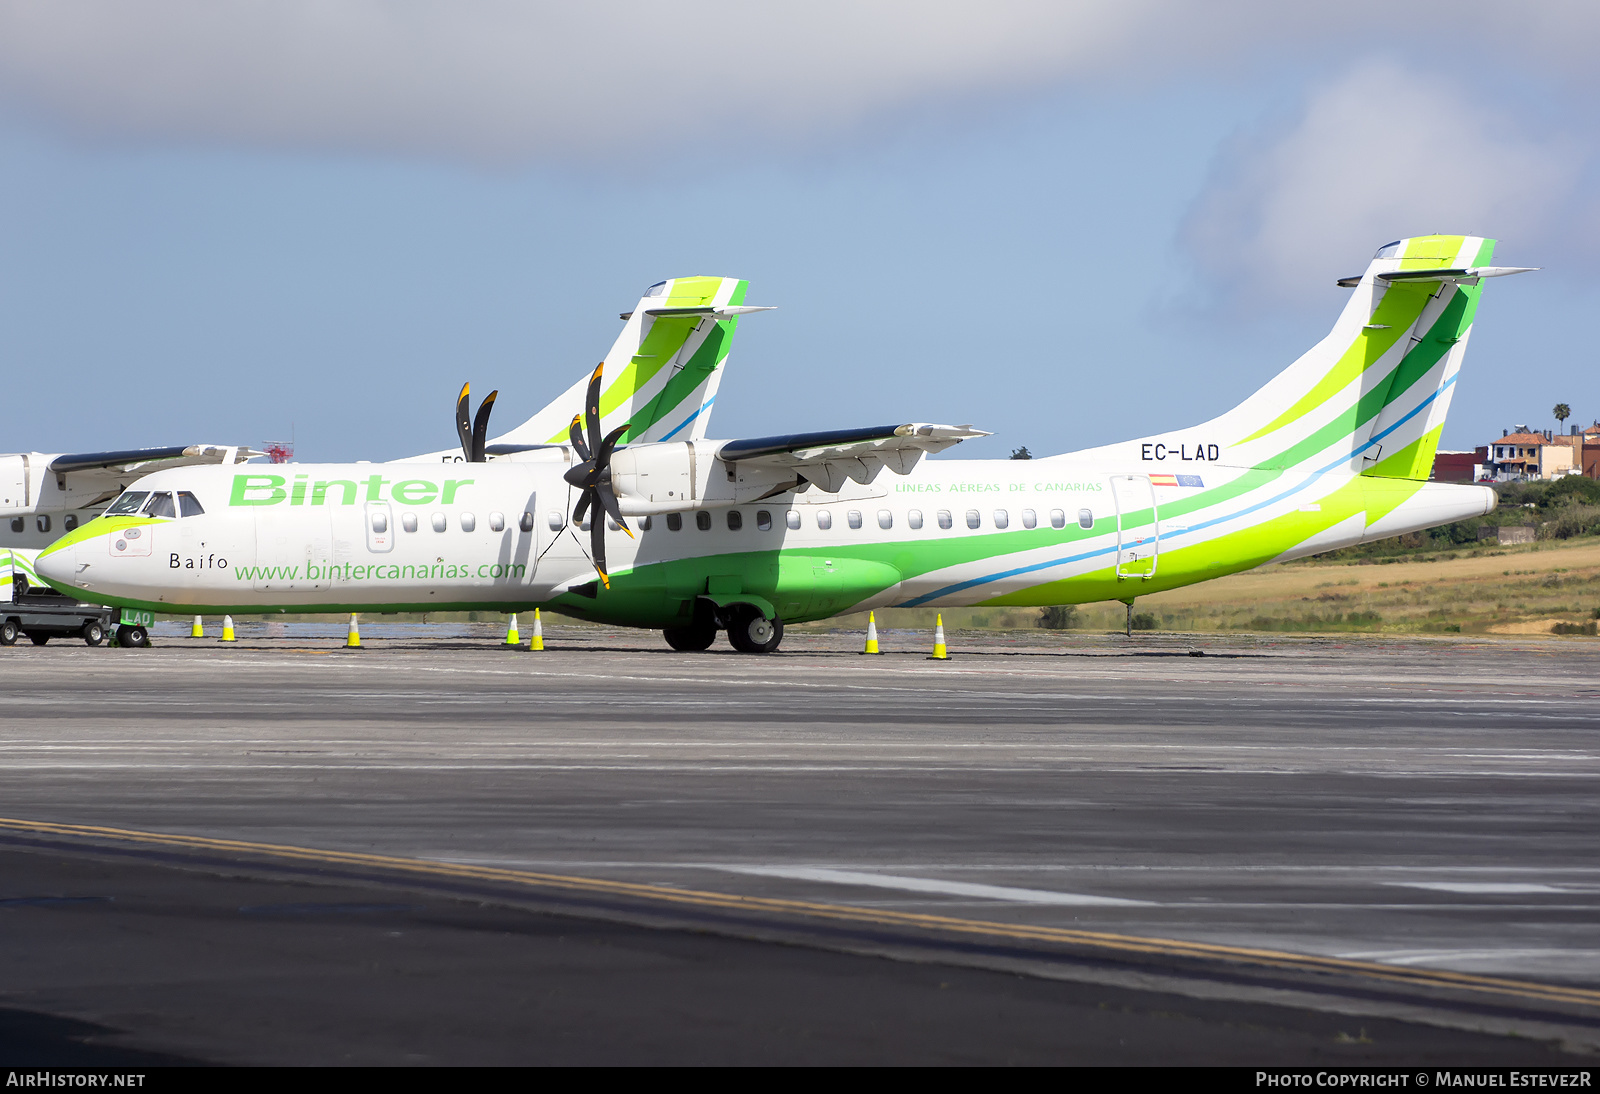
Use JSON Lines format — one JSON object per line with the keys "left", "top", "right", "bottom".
{"left": 81, "top": 621, "right": 105, "bottom": 647}
{"left": 116, "top": 625, "right": 150, "bottom": 649}
{"left": 0, "top": 620, "right": 19, "bottom": 646}
{"left": 726, "top": 608, "right": 783, "bottom": 654}
{"left": 28, "top": 633, "right": 49, "bottom": 646}
{"left": 663, "top": 624, "right": 717, "bottom": 652}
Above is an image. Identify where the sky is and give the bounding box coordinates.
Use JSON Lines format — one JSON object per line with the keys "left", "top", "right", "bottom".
{"left": 2, "top": 1, "right": 1598, "bottom": 462}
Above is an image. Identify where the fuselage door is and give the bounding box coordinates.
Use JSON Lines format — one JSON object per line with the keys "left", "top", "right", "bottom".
{"left": 365, "top": 501, "right": 394, "bottom": 554}
{"left": 1110, "top": 474, "right": 1159, "bottom": 580}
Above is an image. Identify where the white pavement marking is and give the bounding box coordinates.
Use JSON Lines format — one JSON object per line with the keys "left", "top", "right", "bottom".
{"left": 720, "top": 866, "right": 1153, "bottom": 906}
{"left": 1388, "top": 882, "right": 1579, "bottom": 894}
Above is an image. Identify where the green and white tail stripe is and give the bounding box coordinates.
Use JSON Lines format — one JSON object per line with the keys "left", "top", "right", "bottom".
{"left": 1171, "top": 235, "right": 1494, "bottom": 480}
{"left": 493, "top": 276, "right": 751, "bottom": 449}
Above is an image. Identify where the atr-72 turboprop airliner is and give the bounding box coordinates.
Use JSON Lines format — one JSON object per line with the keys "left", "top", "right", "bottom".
{"left": 36, "top": 237, "right": 1526, "bottom": 653}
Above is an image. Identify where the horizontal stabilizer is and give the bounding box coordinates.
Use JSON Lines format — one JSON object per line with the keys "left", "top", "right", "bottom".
{"left": 1337, "top": 266, "right": 1538, "bottom": 288}
{"left": 619, "top": 304, "right": 775, "bottom": 321}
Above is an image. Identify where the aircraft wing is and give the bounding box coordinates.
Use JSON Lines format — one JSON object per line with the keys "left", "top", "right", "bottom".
{"left": 717, "top": 423, "right": 988, "bottom": 492}
{"left": 47, "top": 444, "right": 266, "bottom": 476}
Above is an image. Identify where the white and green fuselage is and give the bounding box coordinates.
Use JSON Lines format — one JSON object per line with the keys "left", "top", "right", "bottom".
{"left": 33, "top": 235, "right": 1511, "bottom": 630}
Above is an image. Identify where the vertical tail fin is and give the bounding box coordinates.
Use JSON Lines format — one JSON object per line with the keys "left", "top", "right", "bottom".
{"left": 1120, "top": 236, "right": 1531, "bottom": 479}
{"left": 494, "top": 275, "right": 766, "bottom": 448}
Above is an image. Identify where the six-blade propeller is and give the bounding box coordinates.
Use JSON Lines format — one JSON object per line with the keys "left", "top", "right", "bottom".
{"left": 561, "top": 362, "right": 632, "bottom": 588}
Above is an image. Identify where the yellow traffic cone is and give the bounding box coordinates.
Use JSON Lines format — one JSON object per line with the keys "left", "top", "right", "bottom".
{"left": 930, "top": 613, "right": 948, "bottom": 660}
{"left": 345, "top": 613, "right": 363, "bottom": 649}
{"left": 529, "top": 608, "right": 545, "bottom": 651}
{"left": 504, "top": 613, "right": 521, "bottom": 648}
{"left": 190, "top": 615, "right": 204, "bottom": 638}
{"left": 863, "top": 610, "right": 881, "bottom": 654}
{"left": 220, "top": 615, "right": 236, "bottom": 643}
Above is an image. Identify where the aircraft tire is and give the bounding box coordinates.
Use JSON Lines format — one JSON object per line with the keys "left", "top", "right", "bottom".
{"left": 28, "top": 633, "right": 49, "bottom": 646}
{"left": 663, "top": 624, "right": 717, "bottom": 652}
{"left": 81, "top": 621, "right": 105, "bottom": 647}
{"left": 0, "top": 619, "right": 17, "bottom": 646}
{"left": 116, "top": 625, "right": 150, "bottom": 649}
{"left": 727, "top": 608, "right": 782, "bottom": 654}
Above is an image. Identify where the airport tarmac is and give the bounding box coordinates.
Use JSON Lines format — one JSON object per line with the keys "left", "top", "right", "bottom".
{"left": 2, "top": 622, "right": 1599, "bottom": 1064}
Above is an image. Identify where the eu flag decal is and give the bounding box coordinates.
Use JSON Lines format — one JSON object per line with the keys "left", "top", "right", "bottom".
{"left": 1176, "top": 475, "right": 1205, "bottom": 488}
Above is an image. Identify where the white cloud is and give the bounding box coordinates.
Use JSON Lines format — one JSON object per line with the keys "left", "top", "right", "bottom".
{"left": 2, "top": 2, "right": 1599, "bottom": 165}
{"left": 0, "top": 0, "right": 1157, "bottom": 162}
{"left": 1181, "top": 60, "right": 1586, "bottom": 304}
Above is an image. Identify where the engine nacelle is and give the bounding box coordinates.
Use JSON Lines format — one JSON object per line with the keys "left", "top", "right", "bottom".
{"left": 609, "top": 442, "right": 797, "bottom": 516}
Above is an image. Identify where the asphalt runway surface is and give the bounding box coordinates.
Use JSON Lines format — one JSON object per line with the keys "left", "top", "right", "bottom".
{"left": 2, "top": 621, "right": 1598, "bottom": 1064}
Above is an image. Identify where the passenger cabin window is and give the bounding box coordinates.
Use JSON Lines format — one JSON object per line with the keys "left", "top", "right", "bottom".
{"left": 143, "top": 492, "right": 176, "bottom": 518}
{"left": 578, "top": 515, "right": 591, "bottom": 531}
{"left": 371, "top": 512, "right": 388, "bottom": 534}
{"left": 1050, "top": 509, "right": 1066, "bottom": 529}
{"left": 696, "top": 511, "right": 712, "bottom": 531}
{"left": 727, "top": 510, "right": 743, "bottom": 531}
{"left": 63, "top": 514, "right": 78, "bottom": 531}
{"left": 431, "top": 512, "right": 447, "bottom": 533}
{"left": 965, "top": 509, "right": 981, "bottom": 530}
{"left": 909, "top": 509, "right": 923, "bottom": 529}
{"left": 9, "top": 518, "right": 22, "bottom": 533}
{"left": 666, "top": 513, "right": 683, "bottom": 531}
{"left": 639, "top": 515, "right": 653, "bottom": 531}
{"left": 548, "top": 510, "right": 565, "bottom": 531}
{"left": 489, "top": 512, "right": 505, "bottom": 532}
{"left": 106, "top": 492, "right": 148, "bottom": 516}
{"left": 816, "top": 510, "right": 833, "bottom": 530}
{"left": 402, "top": 513, "right": 419, "bottom": 533}
{"left": 519, "top": 512, "right": 535, "bottom": 533}
{"left": 785, "top": 511, "right": 800, "bottom": 530}
{"left": 877, "top": 509, "right": 892, "bottom": 530}
{"left": 937, "top": 510, "right": 953, "bottom": 530}
{"left": 1022, "top": 509, "right": 1037, "bottom": 529}
{"left": 1078, "top": 508, "right": 1094, "bottom": 529}
{"left": 993, "top": 509, "right": 1009, "bottom": 530}
{"left": 756, "top": 510, "right": 772, "bottom": 531}
{"left": 607, "top": 516, "right": 620, "bottom": 532}
{"left": 847, "top": 510, "right": 863, "bottom": 530}
{"left": 460, "top": 513, "right": 476, "bottom": 532}
{"left": 178, "top": 491, "right": 205, "bottom": 517}
{"left": 36, "top": 514, "right": 50, "bottom": 533}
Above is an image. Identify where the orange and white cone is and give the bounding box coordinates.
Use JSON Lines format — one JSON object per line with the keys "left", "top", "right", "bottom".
{"left": 345, "top": 613, "right": 362, "bottom": 649}
{"left": 190, "top": 615, "right": 204, "bottom": 638}
{"left": 220, "top": 615, "right": 236, "bottom": 643}
{"left": 930, "top": 614, "right": 948, "bottom": 660}
{"left": 529, "top": 608, "right": 545, "bottom": 651}
{"left": 504, "top": 613, "right": 521, "bottom": 648}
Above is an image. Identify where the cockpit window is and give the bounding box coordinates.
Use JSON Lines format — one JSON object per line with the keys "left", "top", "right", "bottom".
{"left": 178, "top": 491, "right": 204, "bottom": 517}
{"left": 643, "top": 281, "right": 667, "bottom": 297}
{"left": 142, "top": 492, "right": 176, "bottom": 518}
{"left": 106, "top": 491, "right": 149, "bottom": 516}
{"left": 1373, "top": 241, "right": 1402, "bottom": 259}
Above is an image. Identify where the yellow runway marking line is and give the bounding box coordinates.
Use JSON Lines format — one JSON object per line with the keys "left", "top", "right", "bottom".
{"left": 1, "top": 816, "right": 1597, "bottom": 1011}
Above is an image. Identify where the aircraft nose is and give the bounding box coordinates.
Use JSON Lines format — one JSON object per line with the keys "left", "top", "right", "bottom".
{"left": 34, "top": 541, "right": 79, "bottom": 590}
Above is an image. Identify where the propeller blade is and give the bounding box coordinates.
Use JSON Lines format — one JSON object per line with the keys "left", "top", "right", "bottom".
{"left": 455, "top": 382, "right": 473, "bottom": 462}
{"left": 597, "top": 483, "right": 633, "bottom": 539}
{"left": 590, "top": 507, "right": 609, "bottom": 588}
{"left": 568, "top": 414, "right": 591, "bottom": 462}
{"left": 597, "top": 423, "right": 631, "bottom": 462}
{"left": 470, "top": 389, "right": 497, "bottom": 463}
{"left": 572, "top": 488, "right": 593, "bottom": 527}
{"left": 584, "top": 362, "right": 604, "bottom": 460}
